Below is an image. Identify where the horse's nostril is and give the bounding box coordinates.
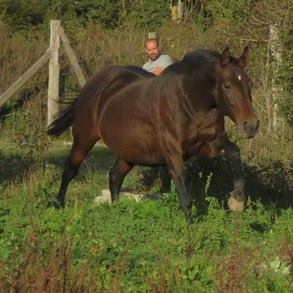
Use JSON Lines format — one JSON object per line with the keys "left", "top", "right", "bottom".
{"left": 243, "top": 119, "right": 259, "bottom": 131}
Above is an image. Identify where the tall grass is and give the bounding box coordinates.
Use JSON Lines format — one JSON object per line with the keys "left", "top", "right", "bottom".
{"left": 0, "top": 170, "right": 292, "bottom": 291}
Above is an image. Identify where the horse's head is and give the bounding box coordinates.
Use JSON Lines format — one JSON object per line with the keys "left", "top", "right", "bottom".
{"left": 215, "top": 47, "right": 259, "bottom": 138}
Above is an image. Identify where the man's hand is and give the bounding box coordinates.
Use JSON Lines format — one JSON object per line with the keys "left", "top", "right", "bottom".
{"left": 152, "top": 66, "right": 165, "bottom": 76}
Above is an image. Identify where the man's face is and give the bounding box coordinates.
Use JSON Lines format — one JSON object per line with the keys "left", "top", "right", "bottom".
{"left": 145, "top": 40, "right": 160, "bottom": 61}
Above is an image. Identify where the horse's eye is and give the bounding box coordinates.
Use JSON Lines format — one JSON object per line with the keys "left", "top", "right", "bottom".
{"left": 223, "top": 81, "right": 231, "bottom": 89}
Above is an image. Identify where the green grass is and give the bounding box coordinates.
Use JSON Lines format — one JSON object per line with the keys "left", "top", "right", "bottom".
{"left": 0, "top": 138, "right": 292, "bottom": 292}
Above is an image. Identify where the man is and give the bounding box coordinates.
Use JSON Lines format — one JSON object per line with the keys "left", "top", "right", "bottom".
{"left": 142, "top": 38, "right": 173, "bottom": 193}
{"left": 143, "top": 38, "right": 173, "bottom": 76}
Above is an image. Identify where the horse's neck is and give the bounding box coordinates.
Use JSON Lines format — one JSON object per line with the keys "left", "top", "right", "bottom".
{"left": 156, "top": 72, "right": 219, "bottom": 121}
{"left": 183, "top": 90, "right": 217, "bottom": 120}
{"left": 180, "top": 69, "right": 217, "bottom": 112}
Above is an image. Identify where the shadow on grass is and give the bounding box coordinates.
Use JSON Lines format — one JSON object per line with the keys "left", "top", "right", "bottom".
{"left": 0, "top": 152, "right": 35, "bottom": 184}
{"left": 46, "top": 143, "right": 116, "bottom": 172}
{"left": 0, "top": 143, "right": 116, "bottom": 185}
{"left": 1, "top": 143, "right": 292, "bottom": 212}
{"left": 139, "top": 156, "right": 292, "bottom": 214}
{"left": 184, "top": 157, "right": 293, "bottom": 213}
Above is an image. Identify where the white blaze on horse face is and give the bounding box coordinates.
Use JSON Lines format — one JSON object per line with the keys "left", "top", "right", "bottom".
{"left": 237, "top": 74, "right": 242, "bottom": 81}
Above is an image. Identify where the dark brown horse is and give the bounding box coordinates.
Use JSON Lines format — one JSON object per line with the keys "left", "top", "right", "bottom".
{"left": 47, "top": 47, "right": 259, "bottom": 222}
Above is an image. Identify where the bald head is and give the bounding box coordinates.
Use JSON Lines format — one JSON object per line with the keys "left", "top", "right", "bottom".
{"left": 144, "top": 38, "right": 159, "bottom": 48}
{"left": 144, "top": 38, "right": 161, "bottom": 61}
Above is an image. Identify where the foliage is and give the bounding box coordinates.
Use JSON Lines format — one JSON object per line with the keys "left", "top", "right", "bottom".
{"left": 125, "top": 0, "right": 171, "bottom": 29}
{"left": 205, "top": 0, "right": 255, "bottom": 21}
{"left": 1, "top": 178, "right": 292, "bottom": 291}
{"left": 0, "top": 0, "right": 170, "bottom": 30}
{"left": 182, "top": 0, "right": 257, "bottom": 28}
{"left": 0, "top": 0, "right": 48, "bottom": 29}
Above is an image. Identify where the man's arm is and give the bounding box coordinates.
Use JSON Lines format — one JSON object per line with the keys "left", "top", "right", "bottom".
{"left": 153, "top": 55, "right": 173, "bottom": 75}
{"left": 152, "top": 66, "right": 165, "bottom": 76}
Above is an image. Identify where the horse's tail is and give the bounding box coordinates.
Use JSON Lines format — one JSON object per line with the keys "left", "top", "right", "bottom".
{"left": 47, "top": 98, "right": 77, "bottom": 137}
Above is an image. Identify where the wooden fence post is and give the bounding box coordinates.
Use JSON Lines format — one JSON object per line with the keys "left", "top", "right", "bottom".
{"left": 178, "top": 0, "right": 183, "bottom": 20}
{"left": 47, "top": 20, "right": 60, "bottom": 126}
{"left": 148, "top": 32, "right": 157, "bottom": 39}
{"left": 269, "top": 24, "right": 282, "bottom": 131}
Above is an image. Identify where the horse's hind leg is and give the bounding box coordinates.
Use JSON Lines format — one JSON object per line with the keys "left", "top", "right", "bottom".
{"left": 56, "top": 138, "right": 97, "bottom": 208}
{"left": 109, "top": 159, "right": 133, "bottom": 202}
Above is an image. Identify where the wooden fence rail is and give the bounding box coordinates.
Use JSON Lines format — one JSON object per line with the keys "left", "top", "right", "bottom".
{"left": 0, "top": 50, "right": 51, "bottom": 108}
{"left": 0, "top": 20, "right": 86, "bottom": 126}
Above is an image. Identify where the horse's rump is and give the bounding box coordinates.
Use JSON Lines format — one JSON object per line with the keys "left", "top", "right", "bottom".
{"left": 47, "top": 66, "right": 154, "bottom": 137}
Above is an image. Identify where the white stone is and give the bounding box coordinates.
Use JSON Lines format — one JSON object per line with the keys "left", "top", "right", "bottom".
{"left": 228, "top": 196, "right": 245, "bottom": 212}
{"left": 94, "top": 189, "right": 145, "bottom": 205}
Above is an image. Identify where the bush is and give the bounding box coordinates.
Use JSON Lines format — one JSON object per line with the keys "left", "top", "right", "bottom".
{"left": 0, "top": 0, "right": 171, "bottom": 30}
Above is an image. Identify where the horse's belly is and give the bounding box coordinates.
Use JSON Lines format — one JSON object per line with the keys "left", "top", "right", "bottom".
{"left": 104, "top": 133, "right": 165, "bottom": 165}
{"left": 100, "top": 113, "right": 164, "bottom": 166}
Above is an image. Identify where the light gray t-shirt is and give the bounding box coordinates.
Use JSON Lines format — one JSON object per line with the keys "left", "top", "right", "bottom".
{"left": 143, "top": 54, "right": 173, "bottom": 73}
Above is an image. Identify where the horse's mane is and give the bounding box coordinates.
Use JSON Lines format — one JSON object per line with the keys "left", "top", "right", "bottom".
{"left": 183, "top": 49, "right": 221, "bottom": 61}
{"left": 161, "top": 48, "right": 240, "bottom": 78}
{"left": 124, "top": 65, "right": 155, "bottom": 78}
{"left": 183, "top": 49, "right": 239, "bottom": 65}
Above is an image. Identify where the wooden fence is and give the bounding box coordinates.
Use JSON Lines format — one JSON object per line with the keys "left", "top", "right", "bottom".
{"left": 0, "top": 20, "right": 86, "bottom": 125}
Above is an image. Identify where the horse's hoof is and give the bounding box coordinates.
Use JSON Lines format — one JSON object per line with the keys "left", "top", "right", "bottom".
{"left": 53, "top": 200, "right": 64, "bottom": 209}
{"left": 228, "top": 196, "right": 245, "bottom": 212}
{"left": 184, "top": 212, "right": 194, "bottom": 224}
{"left": 187, "top": 216, "right": 194, "bottom": 224}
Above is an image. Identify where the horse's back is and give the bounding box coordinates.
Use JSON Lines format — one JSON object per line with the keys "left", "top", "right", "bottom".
{"left": 78, "top": 65, "right": 153, "bottom": 104}
{"left": 73, "top": 66, "right": 154, "bottom": 135}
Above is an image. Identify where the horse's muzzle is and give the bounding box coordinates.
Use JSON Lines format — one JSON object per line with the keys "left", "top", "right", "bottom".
{"left": 240, "top": 118, "right": 259, "bottom": 138}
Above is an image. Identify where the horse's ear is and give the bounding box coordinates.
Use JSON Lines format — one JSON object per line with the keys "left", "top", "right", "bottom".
{"left": 238, "top": 46, "right": 249, "bottom": 68}
{"left": 220, "top": 47, "right": 230, "bottom": 66}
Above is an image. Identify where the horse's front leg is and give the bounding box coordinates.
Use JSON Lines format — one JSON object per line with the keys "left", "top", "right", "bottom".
{"left": 109, "top": 159, "right": 133, "bottom": 202}
{"left": 224, "top": 141, "right": 246, "bottom": 212}
{"left": 159, "top": 166, "right": 171, "bottom": 193}
{"left": 166, "top": 156, "right": 193, "bottom": 223}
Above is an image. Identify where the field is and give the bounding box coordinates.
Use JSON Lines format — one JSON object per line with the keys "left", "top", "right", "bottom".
{"left": 0, "top": 128, "right": 292, "bottom": 291}
{"left": 0, "top": 8, "right": 292, "bottom": 291}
